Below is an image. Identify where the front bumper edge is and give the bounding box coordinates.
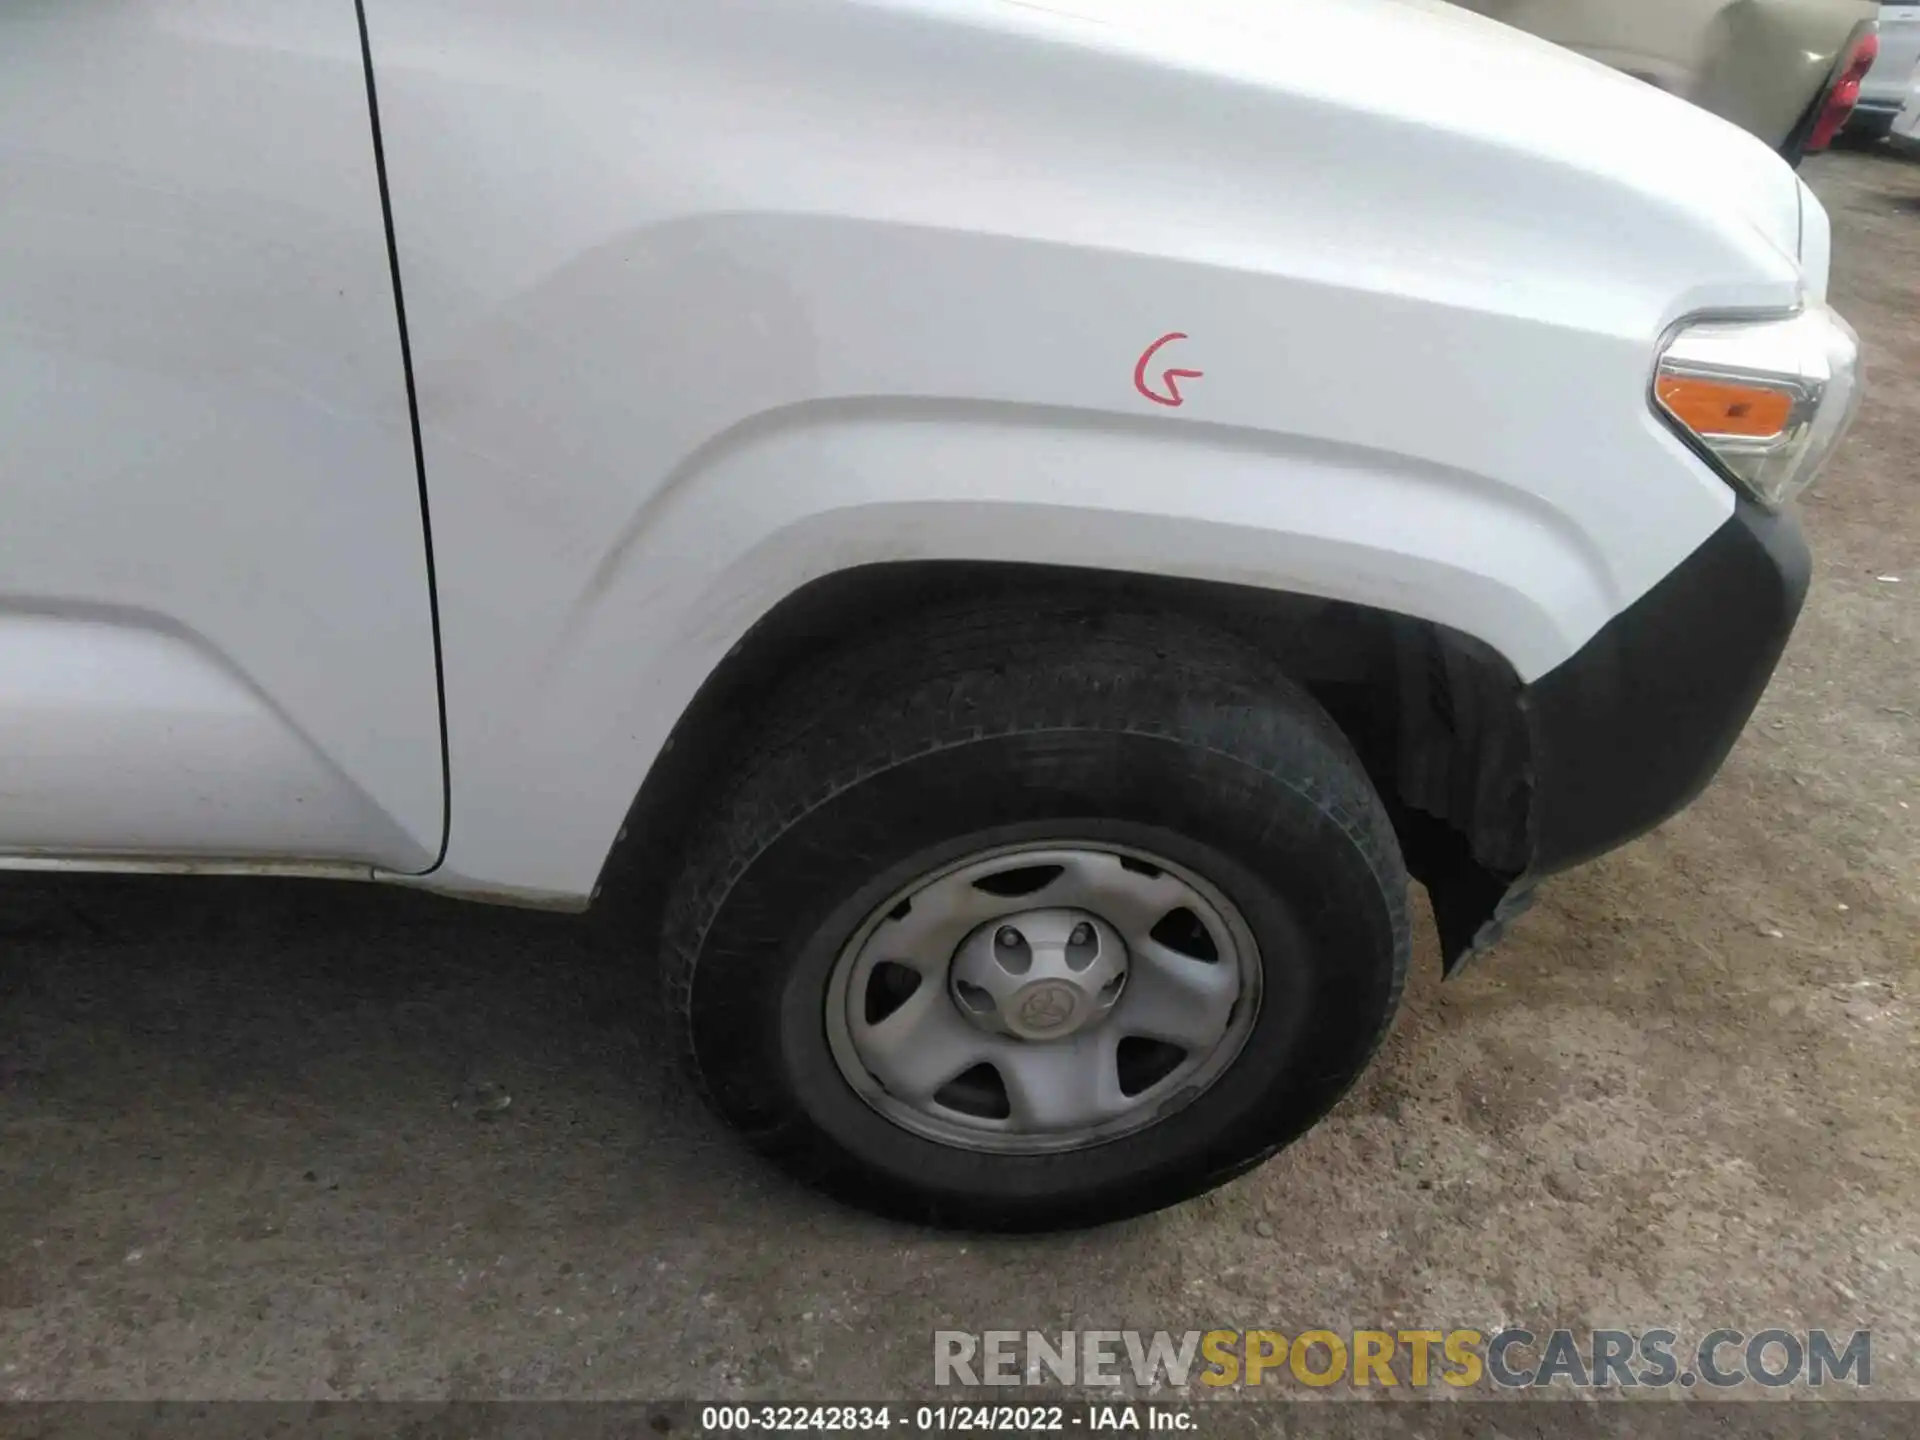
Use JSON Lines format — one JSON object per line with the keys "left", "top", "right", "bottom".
{"left": 1442, "top": 497, "right": 1808, "bottom": 972}
{"left": 1523, "top": 496, "right": 1811, "bottom": 878}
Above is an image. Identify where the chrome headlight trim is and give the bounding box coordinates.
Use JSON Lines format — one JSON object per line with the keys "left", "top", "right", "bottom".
{"left": 1652, "top": 305, "right": 1863, "bottom": 510}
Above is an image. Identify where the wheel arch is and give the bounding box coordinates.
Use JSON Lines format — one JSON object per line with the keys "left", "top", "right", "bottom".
{"left": 605, "top": 560, "right": 1536, "bottom": 971}
{"left": 418, "top": 401, "right": 1642, "bottom": 916}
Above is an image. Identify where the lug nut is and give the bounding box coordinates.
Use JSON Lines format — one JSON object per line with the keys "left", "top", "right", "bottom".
{"left": 996, "top": 926, "right": 1022, "bottom": 948}
{"left": 1069, "top": 922, "right": 1093, "bottom": 946}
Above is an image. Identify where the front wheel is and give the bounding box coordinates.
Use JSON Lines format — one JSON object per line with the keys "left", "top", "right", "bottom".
{"left": 661, "top": 605, "right": 1411, "bottom": 1230}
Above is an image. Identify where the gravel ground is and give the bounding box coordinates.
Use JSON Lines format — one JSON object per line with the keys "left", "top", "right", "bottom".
{"left": 0, "top": 151, "right": 1915, "bottom": 1407}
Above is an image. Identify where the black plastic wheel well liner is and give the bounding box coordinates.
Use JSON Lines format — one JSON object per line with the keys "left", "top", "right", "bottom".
{"left": 603, "top": 561, "right": 1531, "bottom": 966}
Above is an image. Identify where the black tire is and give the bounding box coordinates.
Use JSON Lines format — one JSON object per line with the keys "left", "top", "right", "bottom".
{"left": 1840, "top": 111, "right": 1896, "bottom": 146}
{"left": 660, "top": 601, "right": 1410, "bottom": 1231}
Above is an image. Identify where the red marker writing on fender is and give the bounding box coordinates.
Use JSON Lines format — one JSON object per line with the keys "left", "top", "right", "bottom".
{"left": 1133, "top": 332, "right": 1204, "bottom": 408}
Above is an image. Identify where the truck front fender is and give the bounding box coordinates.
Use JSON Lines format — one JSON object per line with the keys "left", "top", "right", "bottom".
{"left": 361, "top": 0, "right": 1779, "bottom": 904}
{"left": 418, "top": 401, "right": 1625, "bottom": 904}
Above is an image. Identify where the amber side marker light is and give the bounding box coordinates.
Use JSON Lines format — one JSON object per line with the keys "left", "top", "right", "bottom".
{"left": 1653, "top": 308, "right": 1862, "bottom": 510}
{"left": 1655, "top": 374, "right": 1795, "bottom": 441}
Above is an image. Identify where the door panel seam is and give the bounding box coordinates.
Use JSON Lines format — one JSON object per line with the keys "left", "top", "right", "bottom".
{"left": 354, "top": 0, "right": 453, "bottom": 872}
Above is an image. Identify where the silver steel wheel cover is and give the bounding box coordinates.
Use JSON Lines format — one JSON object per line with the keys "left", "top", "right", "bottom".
{"left": 824, "top": 841, "right": 1262, "bottom": 1154}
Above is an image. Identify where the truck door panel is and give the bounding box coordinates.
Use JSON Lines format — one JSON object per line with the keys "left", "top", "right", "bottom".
{"left": 0, "top": 0, "right": 444, "bottom": 868}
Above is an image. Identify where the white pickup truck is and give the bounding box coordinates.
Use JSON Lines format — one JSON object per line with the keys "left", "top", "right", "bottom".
{"left": 2, "top": 0, "right": 1860, "bottom": 1230}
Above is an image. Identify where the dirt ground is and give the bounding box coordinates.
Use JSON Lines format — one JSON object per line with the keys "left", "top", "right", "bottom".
{"left": 0, "top": 151, "right": 1915, "bottom": 1407}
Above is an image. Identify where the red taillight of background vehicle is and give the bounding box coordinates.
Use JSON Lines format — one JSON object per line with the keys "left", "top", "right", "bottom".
{"left": 1808, "top": 30, "right": 1880, "bottom": 152}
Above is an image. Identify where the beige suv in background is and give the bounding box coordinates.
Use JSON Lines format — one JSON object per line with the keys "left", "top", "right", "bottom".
{"left": 1456, "top": 0, "right": 1879, "bottom": 161}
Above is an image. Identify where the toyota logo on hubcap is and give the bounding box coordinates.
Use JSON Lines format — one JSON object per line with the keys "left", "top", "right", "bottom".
{"left": 1016, "top": 982, "right": 1078, "bottom": 1034}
